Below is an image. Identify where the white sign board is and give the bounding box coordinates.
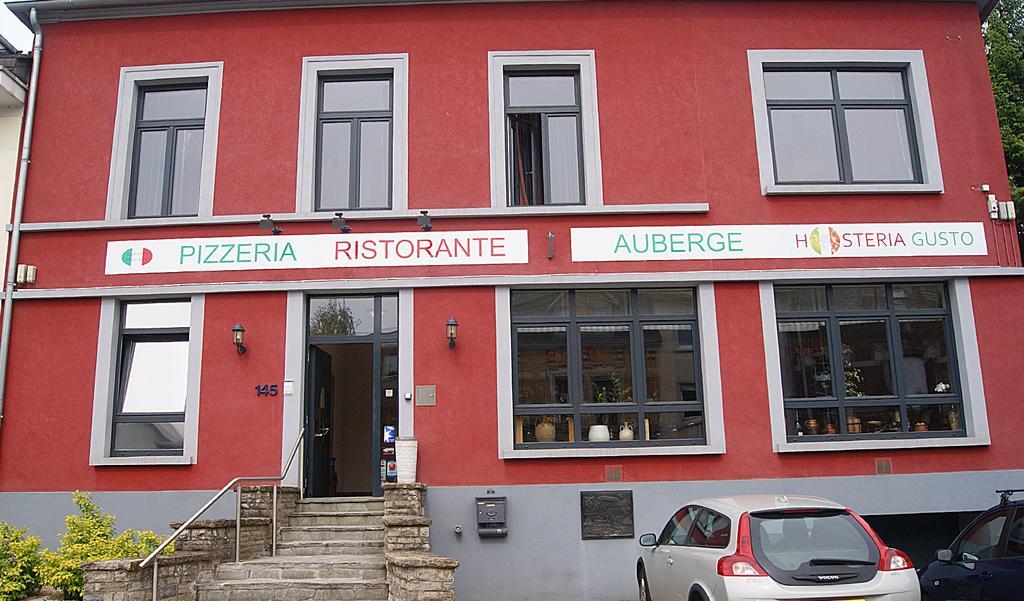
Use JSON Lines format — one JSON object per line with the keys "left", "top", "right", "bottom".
{"left": 106, "top": 230, "right": 529, "bottom": 275}
{"left": 571, "top": 223, "right": 987, "bottom": 262}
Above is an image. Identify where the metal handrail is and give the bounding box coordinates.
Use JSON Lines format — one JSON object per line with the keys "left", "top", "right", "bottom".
{"left": 140, "top": 428, "right": 305, "bottom": 600}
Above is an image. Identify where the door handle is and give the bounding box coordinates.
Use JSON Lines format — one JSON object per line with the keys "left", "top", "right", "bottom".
{"left": 980, "top": 572, "right": 994, "bottom": 581}
{"left": 315, "top": 427, "right": 330, "bottom": 438}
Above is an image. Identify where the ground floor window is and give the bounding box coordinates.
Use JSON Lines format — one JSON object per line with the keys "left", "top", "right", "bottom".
{"left": 112, "top": 300, "right": 192, "bottom": 456}
{"left": 511, "top": 288, "right": 705, "bottom": 447}
{"left": 774, "top": 282, "right": 964, "bottom": 441}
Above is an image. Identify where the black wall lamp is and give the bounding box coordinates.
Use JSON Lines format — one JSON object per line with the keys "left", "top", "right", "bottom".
{"left": 446, "top": 317, "right": 459, "bottom": 349}
{"left": 232, "top": 323, "right": 247, "bottom": 355}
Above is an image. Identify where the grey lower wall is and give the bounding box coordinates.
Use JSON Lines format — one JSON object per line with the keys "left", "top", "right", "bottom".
{"left": 425, "top": 469, "right": 1024, "bottom": 601}
{"left": 0, "top": 490, "right": 233, "bottom": 549}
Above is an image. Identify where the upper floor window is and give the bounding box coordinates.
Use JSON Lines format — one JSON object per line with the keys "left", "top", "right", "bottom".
{"left": 129, "top": 85, "right": 207, "bottom": 218}
{"left": 505, "top": 70, "right": 584, "bottom": 206}
{"left": 764, "top": 68, "right": 919, "bottom": 185}
{"left": 488, "top": 51, "right": 603, "bottom": 209}
{"left": 107, "top": 62, "right": 223, "bottom": 221}
{"left": 297, "top": 54, "right": 408, "bottom": 214}
{"left": 316, "top": 74, "right": 394, "bottom": 211}
{"left": 747, "top": 50, "right": 942, "bottom": 195}
{"left": 774, "top": 282, "right": 964, "bottom": 441}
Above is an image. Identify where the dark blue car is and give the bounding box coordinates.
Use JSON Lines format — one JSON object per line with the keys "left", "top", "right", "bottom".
{"left": 919, "top": 490, "right": 1024, "bottom": 601}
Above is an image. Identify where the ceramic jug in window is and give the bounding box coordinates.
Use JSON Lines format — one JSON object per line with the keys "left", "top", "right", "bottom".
{"left": 535, "top": 418, "right": 556, "bottom": 443}
{"left": 619, "top": 422, "right": 635, "bottom": 442}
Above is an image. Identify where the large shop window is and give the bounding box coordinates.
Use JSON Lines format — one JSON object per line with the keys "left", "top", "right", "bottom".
{"left": 106, "top": 63, "right": 223, "bottom": 220}
{"left": 111, "top": 301, "right": 192, "bottom": 456}
{"left": 511, "top": 289, "right": 706, "bottom": 448}
{"left": 774, "top": 283, "right": 965, "bottom": 441}
{"left": 315, "top": 75, "right": 394, "bottom": 211}
{"left": 504, "top": 70, "right": 585, "bottom": 206}
{"left": 747, "top": 50, "right": 942, "bottom": 195}
{"left": 297, "top": 55, "right": 409, "bottom": 213}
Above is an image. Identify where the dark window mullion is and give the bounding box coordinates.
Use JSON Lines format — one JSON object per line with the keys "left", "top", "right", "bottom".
{"left": 567, "top": 291, "right": 583, "bottom": 442}
{"left": 830, "top": 70, "right": 855, "bottom": 184}
{"left": 162, "top": 125, "right": 179, "bottom": 217}
{"left": 350, "top": 117, "right": 362, "bottom": 209}
{"left": 540, "top": 113, "right": 552, "bottom": 205}
{"left": 825, "top": 286, "right": 850, "bottom": 432}
{"left": 884, "top": 285, "right": 910, "bottom": 432}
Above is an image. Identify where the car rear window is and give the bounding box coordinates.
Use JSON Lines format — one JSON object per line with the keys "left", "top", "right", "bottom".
{"left": 749, "top": 509, "right": 879, "bottom": 586}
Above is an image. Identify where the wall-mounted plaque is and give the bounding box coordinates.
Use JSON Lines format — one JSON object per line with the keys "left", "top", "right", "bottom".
{"left": 580, "top": 490, "right": 634, "bottom": 540}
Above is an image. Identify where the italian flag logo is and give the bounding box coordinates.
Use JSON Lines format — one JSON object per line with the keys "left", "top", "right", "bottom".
{"left": 120, "top": 247, "right": 153, "bottom": 267}
{"left": 808, "top": 227, "right": 841, "bottom": 256}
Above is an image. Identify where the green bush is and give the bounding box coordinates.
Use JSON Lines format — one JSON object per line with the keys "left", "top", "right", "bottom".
{"left": 0, "top": 522, "right": 42, "bottom": 601}
{"left": 38, "top": 492, "right": 171, "bottom": 600}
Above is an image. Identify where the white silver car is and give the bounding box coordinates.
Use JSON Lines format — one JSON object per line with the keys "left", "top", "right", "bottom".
{"left": 636, "top": 494, "right": 920, "bottom": 601}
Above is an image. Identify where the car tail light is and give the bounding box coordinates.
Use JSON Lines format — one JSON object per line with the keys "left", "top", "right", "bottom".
{"left": 847, "top": 509, "right": 914, "bottom": 571}
{"left": 717, "top": 512, "right": 768, "bottom": 577}
{"left": 879, "top": 547, "right": 914, "bottom": 571}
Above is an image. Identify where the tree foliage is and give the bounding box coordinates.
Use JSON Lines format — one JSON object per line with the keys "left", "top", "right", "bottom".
{"left": 38, "top": 492, "right": 170, "bottom": 600}
{"left": 985, "top": 0, "right": 1024, "bottom": 247}
{"left": 309, "top": 300, "right": 357, "bottom": 336}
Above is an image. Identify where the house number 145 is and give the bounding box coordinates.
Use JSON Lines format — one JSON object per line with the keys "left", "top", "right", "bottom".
{"left": 255, "top": 384, "right": 279, "bottom": 397}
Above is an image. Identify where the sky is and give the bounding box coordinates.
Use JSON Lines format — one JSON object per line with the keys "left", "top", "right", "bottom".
{"left": 0, "top": 3, "right": 33, "bottom": 52}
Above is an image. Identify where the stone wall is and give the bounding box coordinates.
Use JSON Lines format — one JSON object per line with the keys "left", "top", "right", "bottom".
{"left": 168, "top": 518, "right": 270, "bottom": 562}
{"left": 81, "top": 552, "right": 214, "bottom": 601}
{"left": 383, "top": 483, "right": 425, "bottom": 517}
{"left": 382, "top": 483, "right": 458, "bottom": 601}
{"left": 386, "top": 552, "right": 458, "bottom": 601}
{"left": 81, "top": 485, "right": 298, "bottom": 601}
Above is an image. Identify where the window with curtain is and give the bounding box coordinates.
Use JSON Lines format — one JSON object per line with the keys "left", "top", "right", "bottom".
{"left": 504, "top": 70, "right": 584, "bottom": 206}
{"left": 129, "top": 85, "right": 207, "bottom": 218}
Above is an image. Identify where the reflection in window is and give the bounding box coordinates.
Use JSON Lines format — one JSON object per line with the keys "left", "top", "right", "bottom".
{"left": 515, "top": 326, "right": 568, "bottom": 405}
{"left": 774, "top": 282, "right": 963, "bottom": 441}
{"left": 511, "top": 289, "right": 704, "bottom": 447}
{"left": 112, "top": 301, "right": 191, "bottom": 456}
{"left": 309, "top": 296, "right": 397, "bottom": 337}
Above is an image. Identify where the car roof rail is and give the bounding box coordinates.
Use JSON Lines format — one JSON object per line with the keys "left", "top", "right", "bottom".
{"left": 997, "top": 489, "right": 1024, "bottom": 506}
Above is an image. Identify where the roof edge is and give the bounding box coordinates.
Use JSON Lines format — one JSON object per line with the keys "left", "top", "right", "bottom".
{"left": 4, "top": 0, "right": 999, "bottom": 28}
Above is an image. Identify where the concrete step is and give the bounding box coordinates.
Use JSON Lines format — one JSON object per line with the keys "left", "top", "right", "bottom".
{"left": 276, "top": 540, "right": 385, "bottom": 556}
{"left": 288, "top": 510, "right": 385, "bottom": 527}
{"left": 279, "top": 524, "right": 384, "bottom": 543}
{"left": 296, "top": 497, "right": 384, "bottom": 513}
{"left": 197, "top": 577, "right": 388, "bottom": 601}
{"left": 214, "top": 555, "right": 386, "bottom": 581}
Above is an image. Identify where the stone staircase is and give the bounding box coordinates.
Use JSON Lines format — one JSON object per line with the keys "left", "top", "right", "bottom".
{"left": 197, "top": 496, "right": 388, "bottom": 601}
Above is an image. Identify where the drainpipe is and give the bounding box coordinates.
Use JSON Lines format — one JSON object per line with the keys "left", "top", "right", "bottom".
{"left": 0, "top": 8, "right": 42, "bottom": 436}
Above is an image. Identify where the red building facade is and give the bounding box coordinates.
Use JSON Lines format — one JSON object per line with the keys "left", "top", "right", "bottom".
{"left": 0, "top": 1, "right": 1021, "bottom": 599}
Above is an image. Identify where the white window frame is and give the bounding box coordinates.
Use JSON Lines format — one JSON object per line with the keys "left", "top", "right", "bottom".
{"left": 760, "top": 279, "right": 990, "bottom": 453}
{"left": 488, "top": 50, "right": 604, "bottom": 209}
{"left": 496, "top": 283, "right": 725, "bottom": 459}
{"left": 747, "top": 50, "right": 943, "bottom": 196}
{"left": 89, "top": 295, "right": 204, "bottom": 466}
{"left": 106, "top": 62, "right": 223, "bottom": 221}
{"left": 295, "top": 54, "right": 409, "bottom": 214}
